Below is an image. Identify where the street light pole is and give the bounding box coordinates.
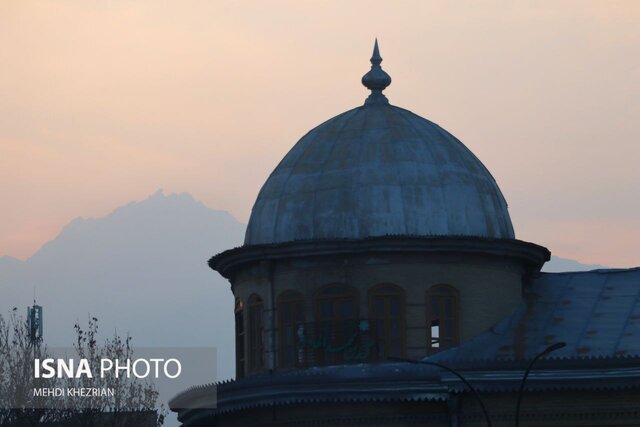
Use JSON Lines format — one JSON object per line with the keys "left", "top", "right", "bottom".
{"left": 514, "top": 342, "right": 566, "bottom": 427}
{"left": 389, "top": 357, "right": 492, "bottom": 427}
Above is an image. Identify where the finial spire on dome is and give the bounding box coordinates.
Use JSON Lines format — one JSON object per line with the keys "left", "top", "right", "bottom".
{"left": 362, "top": 38, "right": 391, "bottom": 105}
{"left": 371, "top": 38, "right": 382, "bottom": 65}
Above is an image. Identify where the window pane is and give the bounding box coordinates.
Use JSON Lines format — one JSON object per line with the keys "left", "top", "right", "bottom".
{"left": 284, "top": 326, "right": 292, "bottom": 344}
{"left": 295, "top": 302, "right": 304, "bottom": 322}
{"left": 282, "top": 303, "right": 291, "bottom": 323}
{"left": 344, "top": 318, "right": 357, "bottom": 336}
{"left": 391, "top": 341, "right": 401, "bottom": 356}
{"left": 444, "top": 298, "right": 453, "bottom": 317}
{"left": 390, "top": 298, "right": 400, "bottom": 316}
{"left": 431, "top": 300, "right": 440, "bottom": 319}
{"left": 340, "top": 300, "right": 354, "bottom": 318}
{"left": 431, "top": 320, "right": 440, "bottom": 338}
{"left": 444, "top": 317, "right": 453, "bottom": 337}
{"left": 391, "top": 319, "right": 400, "bottom": 338}
{"left": 320, "top": 301, "right": 332, "bottom": 319}
{"left": 248, "top": 299, "right": 264, "bottom": 371}
{"left": 235, "top": 308, "right": 245, "bottom": 378}
{"left": 375, "top": 297, "right": 384, "bottom": 316}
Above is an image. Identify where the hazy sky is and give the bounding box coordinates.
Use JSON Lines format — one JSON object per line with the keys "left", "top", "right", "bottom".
{"left": 1, "top": 1, "right": 639, "bottom": 266}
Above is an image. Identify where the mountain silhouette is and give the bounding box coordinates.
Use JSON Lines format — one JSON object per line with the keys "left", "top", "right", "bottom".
{"left": 541, "top": 255, "right": 606, "bottom": 272}
{"left": 0, "top": 190, "right": 244, "bottom": 381}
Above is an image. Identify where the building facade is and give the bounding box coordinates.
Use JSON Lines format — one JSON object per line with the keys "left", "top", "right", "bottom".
{"left": 170, "top": 42, "right": 640, "bottom": 426}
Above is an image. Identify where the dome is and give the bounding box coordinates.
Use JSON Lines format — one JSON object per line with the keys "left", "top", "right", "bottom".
{"left": 245, "top": 41, "right": 514, "bottom": 245}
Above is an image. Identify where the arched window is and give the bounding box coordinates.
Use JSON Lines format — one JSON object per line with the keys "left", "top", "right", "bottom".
{"left": 316, "top": 284, "right": 358, "bottom": 323}
{"left": 369, "top": 284, "right": 406, "bottom": 359}
{"left": 234, "top": 298, "right": 245, "bottom": 378}
{"left": 248, "top": 294, "right": 264, "bottom": 372}
{"left": 314, "top": 284, "right": 358, "bottom": 365}
{"left": 277, "top": 291, "right": 305, "bottom": 368}
{"left": 426, "top": 285, "right": 460, "bottom": 353}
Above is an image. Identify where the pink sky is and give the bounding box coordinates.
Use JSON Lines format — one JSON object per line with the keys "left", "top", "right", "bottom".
{"left": 1, "top": 1, "right": 639, "bottom": 266}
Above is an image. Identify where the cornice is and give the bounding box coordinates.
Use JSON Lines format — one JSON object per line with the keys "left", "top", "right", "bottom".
{"left": 209, "top": 236, "right": 550, "bottom": 279}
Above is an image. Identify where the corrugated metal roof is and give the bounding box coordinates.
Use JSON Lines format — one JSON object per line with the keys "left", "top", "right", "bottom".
{"left": 430, "top": 268, "right": 640, "bottom": 362}
{"left": 171, "top": 354, "right": 640, "bottom": 416}
{"left": 170, "top": 363, "right": 447, "bottom": 414}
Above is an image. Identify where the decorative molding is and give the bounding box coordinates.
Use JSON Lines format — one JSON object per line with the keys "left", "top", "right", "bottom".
{"left": 210, "top": 236, "right": 550, "bottom": 279}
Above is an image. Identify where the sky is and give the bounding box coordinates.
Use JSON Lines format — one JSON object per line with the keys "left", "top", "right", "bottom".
{"left": 1, "top": 1, "right": 639, "bottom": 267}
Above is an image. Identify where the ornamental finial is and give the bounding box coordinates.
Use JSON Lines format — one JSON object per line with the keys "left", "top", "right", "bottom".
{"left": 361, "top": 38, "right": 391, "bottom": 105}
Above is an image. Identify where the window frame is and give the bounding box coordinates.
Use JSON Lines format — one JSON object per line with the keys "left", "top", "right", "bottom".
{"left": 277, "top": 290, "right": 306, "bottom": 368}
{"left": 247, "top": 293, "right": 265, "bottom": 372}
{"left": 234, "top": 298, "right": 245, "bottom": 378}
{"left": 313, "top": 284, "right": 359, "bottom": 365}
{"left": 368, "top": 283, "right": 407, "bottom": 359}
{"left": 426, "top": 284, "right": 460, "bottom": 354}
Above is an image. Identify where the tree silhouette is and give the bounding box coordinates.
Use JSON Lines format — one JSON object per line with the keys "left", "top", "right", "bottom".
{"left": 0, "top": 309, "right": 165, "bottom": 426}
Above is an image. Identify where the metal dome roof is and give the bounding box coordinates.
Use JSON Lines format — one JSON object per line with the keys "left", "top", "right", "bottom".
{"left": 244, "top": 42, "right": 515, "bottom": 245}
